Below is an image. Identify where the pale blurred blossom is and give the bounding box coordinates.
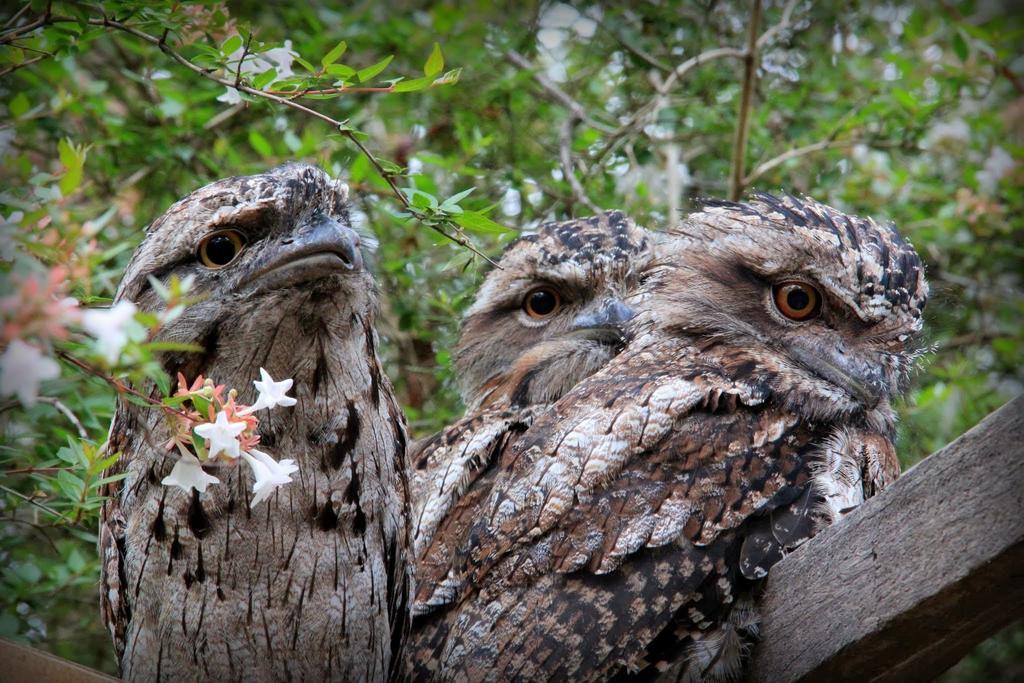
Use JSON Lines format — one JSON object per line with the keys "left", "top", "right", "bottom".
{"left": 0, "top": 339, "right": 60, "bottom": 407}
{"left": 501, "top": 188, "right": 522, "bottom": 217}
{"left": 923, "top": 118, "right": 971, "bottom": 150}
{"left": 0, "top": 211, "right": 23, "bottom": 261}
{"left": 81, "top": 301, "right": 138, "bottom": 365}
{"left": 977, "top": 146, "right": 1016, "bottom": 194}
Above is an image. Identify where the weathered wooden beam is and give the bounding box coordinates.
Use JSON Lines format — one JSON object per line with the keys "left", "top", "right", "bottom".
{"left": 749, "top": 395, "right": 1024, "bottom": 682}
{"left": 0, "top": 638, "right": 116, "bottom": 682}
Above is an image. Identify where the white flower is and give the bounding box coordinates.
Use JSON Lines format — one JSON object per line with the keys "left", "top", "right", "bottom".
{"left": 0, "top": 211, "right": 23, "bottom": 261}
{"left": 250, "top": 367, "right": 297, "bottom": 411}
{"left": 217, "top": 88, "right": 242, "bottom": 105}
{"left": 194, "top": 411, "right": 247, "bottom": 460}
{"left": 242, "top": 449, "right": 299, "bottom": 507}
{"left": 977, "top": 146, "right": 1016, "bottom": 194}
{"left": 225, "top": 40, "right": 296, "bottom": 85}
{"left": 161, "top": 453, "right": 220, "bottom": 493}
{"left": 0, "top": 340, "right": 60, "bottom": 407}
{"left": 81, "top": 301, "right": 138, "bottom": 365}
{"left": 923, "top": 118, "right": 970, "bottom": 150}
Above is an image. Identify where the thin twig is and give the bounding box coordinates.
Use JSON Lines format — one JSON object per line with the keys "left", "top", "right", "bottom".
{"left": 37, "top": 396, "right": 89, "bottom": 439}
{"left": 659, "top": 46, "right": 745, "bottom": 95}
{"left": 504, "top": 48, "right": 616, "bottom": 135}
{"left": 4, "top": 466, "right": 74, "bottom": 475}
{"left": 745, "top": 138, "right": 858, "bottom": 186}
{"left": 729, "top": 0, "right": 763, "bottom": 201}
{"left": 598, "top": 19, "right": 673, "bottom": 72}
{"left": 0, "top": 484, "right": 75, "bottom": 524}
{"left": 2, "top": 3, "right": 33, "bottom": 31}
{"left": 756, "top": 0, "right": 800, "bottom": 50}
{"left": 0, "top": 53, "right": 46, "bottom": 77}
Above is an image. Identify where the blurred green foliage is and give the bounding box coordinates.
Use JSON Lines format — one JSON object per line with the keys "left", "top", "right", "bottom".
{"left": 0, "top": 0, "right": 1020, "bottom": 676}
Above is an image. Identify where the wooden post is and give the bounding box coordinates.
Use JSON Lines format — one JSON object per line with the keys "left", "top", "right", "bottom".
{"left": 0, "top": 638, "right": 117, "bottom": 682}
{"left": 749, "top": 395, "right": 1024, "bottom": 681}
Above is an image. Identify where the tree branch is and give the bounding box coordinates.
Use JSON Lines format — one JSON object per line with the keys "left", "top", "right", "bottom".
{"left": 744, "top": 137, "right": 858, "bottom": 187}
{"left": 2, "top": 11, "right": 497, "bottom": 265}
{"left": 729, "top": 0, "right": 762, "bottom": 201}
{"left": 504, "top": 49, "right": 616, "bottom": 135}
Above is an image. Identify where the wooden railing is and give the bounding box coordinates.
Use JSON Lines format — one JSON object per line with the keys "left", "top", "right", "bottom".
{"left": 750, "top": 395, "right": 1023, "bottom": 681}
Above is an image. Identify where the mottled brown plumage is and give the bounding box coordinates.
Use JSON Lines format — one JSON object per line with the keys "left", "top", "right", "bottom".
{"left": 410, "top": 212, "right": 653, "bottom": 559}
{"left": 408, "top": 194, "right": 927, "bottom": 680}
{"left": 99, "top": 164, "right": 411, "bottom": 681}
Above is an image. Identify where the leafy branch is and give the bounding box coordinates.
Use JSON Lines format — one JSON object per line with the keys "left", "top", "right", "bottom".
{"left": 1, "top": 6, "right": 500, "bottom": 264}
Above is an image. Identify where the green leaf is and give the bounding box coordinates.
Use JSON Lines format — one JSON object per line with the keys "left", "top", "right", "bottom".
{"left": 67, "top": 548, "right": 87, "bottom": 573}
{"left": 424, "top": 42, "right": 444, "bottom": 77}
{"left": 454, "top": 210, "right": 510, "bottom": 234}
{"left": 405, "top": 188, "right": 439, "bottom": 210}
{"left": 57, "top": 138, "right": 85, "bottom": 195}
{"left": 444, "top": 187, "right": 475, "bottom": 205}
{"left": 326, "top": 63, "right": 355, "bottom": 78}
{"left": 952, "top": 32, "right": 969, "bottom": 62}
{"left": 91, "top": 473, "right": 130, "bottom": 489}
{"left": 9, "top": 92, "right": 29, "bottom": 118}
{"left": 14, "top": 562, "right": 42, "bottom": 585}
{"left": 294, "top": 55, "right": 317, "bottom": 73}
{"left": 433, "top": 68, "right": 462, "bottom": 86}
{"left": 56, "top": 470, "right": 85, "bottom": 500}
{"left": 221, "top": 35, "right": 243, "bottom": 56}
{"left": 321, "top": 40, "right": 348, "bottom": 68}
{"left": 248, "top": 130, "right": 273, "bottom": 157}
{"left": 892, "top": 88, "right": 918, "bottom": 111}
{"left": 357, "top": 55, "right": 393, "bottom": 83}
{"left": 393, "top": 76, "right": 433, "bottom": 93}
{"left": 252, "top": 68, "right": 278, "bottom": 90}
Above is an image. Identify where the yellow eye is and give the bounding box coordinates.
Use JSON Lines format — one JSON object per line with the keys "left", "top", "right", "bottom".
{"left": 773, "top": 281, "right": 821, "bottom": 321}
{"left": 197, "top": 230, "right": 245, "bottom": 269}
{"left": 522, "top": 287, "right": 561, "bottom": 319}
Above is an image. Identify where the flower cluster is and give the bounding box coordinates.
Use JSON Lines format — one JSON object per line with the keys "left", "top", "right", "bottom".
{"left": 0, "top": 268, "right": 81, "bottom": 406}
{"left": 160, "top": 368, "right": 298, "bottom": 507}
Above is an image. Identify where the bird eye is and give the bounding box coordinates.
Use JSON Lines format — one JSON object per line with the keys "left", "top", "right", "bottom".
{"left": 197, "top": 230, "right": 245, "bottom": 269}
{"left": 522, "top": 287, "right": 561, "bottom": 319}
{"left": 772, "top": 281, "right": 822, "bottom": 321}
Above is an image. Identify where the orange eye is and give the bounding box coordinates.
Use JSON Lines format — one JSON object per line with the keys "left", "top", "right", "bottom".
{"left": 522, "top": 287, "right": 561, "bottom": 319}
{"left": 197, "top": 230, "right": 245, "bottom": 268}
{"left": 772, "top": 281, "right": 821, "bottom": 321}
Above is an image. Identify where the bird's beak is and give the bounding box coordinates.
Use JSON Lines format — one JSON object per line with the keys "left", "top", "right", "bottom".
{"left": 790, "top": 345, "right": 886, "bottom": 409}
{"left": 243, "top": 215, "right": 362, "bottom": 289}
{"left": 568, "top": 299, "right": 636, "bottom": 344}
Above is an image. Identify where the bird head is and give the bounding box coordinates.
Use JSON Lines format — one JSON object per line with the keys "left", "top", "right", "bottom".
{"left": 639, "top": 194, "right": 928, "bottom": 423}
{"left": 455, "top": 211, "right": 652, "bottom": 410}
{"left": 116, "top": 163, "right": 375, "bottom": 383}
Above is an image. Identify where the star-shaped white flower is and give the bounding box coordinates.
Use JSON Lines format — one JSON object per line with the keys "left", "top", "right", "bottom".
{"left": 194, "top": 411, "right": 247, "bottom": 460}
{"left": 81, "top": 301, "right": 138, "bottom": 365}
{"left": 242, "top": 449, "right": 299, "bottom": 507}
{"left": 0, "top": 340, "right": 60, "bottom": 407}
{"left": 161, "top": 453, "right": 220, "bottom": 493}
{"left": 250, "top": 367, "right": 297, "bottom": 411}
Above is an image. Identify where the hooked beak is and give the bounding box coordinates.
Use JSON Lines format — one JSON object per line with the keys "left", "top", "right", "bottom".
{"left": 242, "top": 214, "right": 362, "bottom": 289}
{"left": 790, "top": 345, "right": 886, "bottom": 409}
{"left": 569, "top": 299, "right": 636, "bottom": 344}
